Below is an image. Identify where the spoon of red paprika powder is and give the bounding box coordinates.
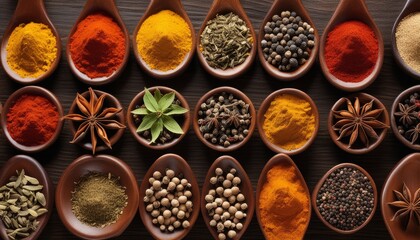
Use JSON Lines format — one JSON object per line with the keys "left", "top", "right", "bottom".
{"left": 258, "top": 0, "right": 319, "bottom": 81}
{"left": 319, "top": 0, "right": 384, "bottom": 92}
{"left": 0, "top": 0, "right": 62, "bottom": 85}
{"left": 67, "top": 0, "right": 129, "bottom": 85}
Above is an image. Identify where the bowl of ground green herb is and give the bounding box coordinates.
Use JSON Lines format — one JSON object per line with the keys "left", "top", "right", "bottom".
{"left": 197, "top": 0, "right": 257, "bottom": 80}
{"left": 329, "top": 93, "right": 389, "bottom": 154}
{"left": 55, "top": 155, "right": 139, "bottom": 239}
{"left": 391, "top": 85, "right": 420, "bottom": 150}
{"left": 193, "top": 87, "right": 256, "bottom": 152}
{"left": 127, "top": 86, "right": 190, "bottom": 150}
{"left": 0, "top": 155, "right": 53, "bottom": 240}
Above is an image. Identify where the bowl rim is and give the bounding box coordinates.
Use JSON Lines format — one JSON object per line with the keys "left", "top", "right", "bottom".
{"left": 192, "top": 86, "right": 256, "bottom": 152}
{"left": 0, "top": 86, "right": 64, "bottom": 152}
{"left": 311, "top": 162, "right": 378, "bottom": 234}
{"left": 126, "top": 86, "right": 191, "bottom": 150}
{"left": 256, "top": 88, "right": 319, "bottom": 155}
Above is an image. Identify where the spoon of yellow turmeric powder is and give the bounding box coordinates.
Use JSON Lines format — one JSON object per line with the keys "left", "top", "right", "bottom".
{"left": 1, "top": 0, "right": 61, "bottom": 84}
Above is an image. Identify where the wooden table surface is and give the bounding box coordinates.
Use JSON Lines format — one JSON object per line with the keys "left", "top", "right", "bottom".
{"left": 0, "top": 0, "right": 415, "bottom": 239}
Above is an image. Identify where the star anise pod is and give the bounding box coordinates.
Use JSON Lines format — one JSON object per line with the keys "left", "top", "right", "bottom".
{"left": 333, "top": 97, "right": 389, "bottom": 148}
{"left": 388, "top": 183, "right": 420, "bottom": 229}
{"left": 225, "top": 110, "right": 241, "bottom": 128}
{"left": 63, "top": 88, "right": 126, "bottom": 154}
{"left": 394, "top": 103, "right": 417, "bottom": 126}
{"left": 406, "top": 123, "right": 420, "bottom": 144}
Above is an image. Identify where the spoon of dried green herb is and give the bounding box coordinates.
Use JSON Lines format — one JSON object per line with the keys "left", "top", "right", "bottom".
{"left": 0, "top": 169, "right": 48, "bottom": 240}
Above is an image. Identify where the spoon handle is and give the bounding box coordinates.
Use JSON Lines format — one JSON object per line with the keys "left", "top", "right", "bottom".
{"left": 210, "top": 0, "right": 242, "bottom": 14}
{"left": 84, "top": 0, "right": 116, "bottom": 11}
{"left": 14, "top": 0, "right": 46, "bottom": 21}
{"left": 402, "top": 0, "right": 420, "bottom": 12}
{"left": 148, "top": 0, "right": 184, "bottom": 12}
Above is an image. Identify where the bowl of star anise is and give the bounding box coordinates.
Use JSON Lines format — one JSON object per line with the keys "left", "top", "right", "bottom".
{"left": 391, "top": 85, "right": 420, "bottom": 150}
{"left": 127, "top": 86, "right": 190, "bottom": 150}
{"left": 64, "top": 88, "right": 126, "bottom": 154}
{"left": 328, "top": 92, "right": 389, "bottom": 154}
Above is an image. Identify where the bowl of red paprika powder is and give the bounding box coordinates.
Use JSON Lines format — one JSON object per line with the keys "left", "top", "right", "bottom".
{"left": 1, "top": 86, "right": 64, "bottom": 152}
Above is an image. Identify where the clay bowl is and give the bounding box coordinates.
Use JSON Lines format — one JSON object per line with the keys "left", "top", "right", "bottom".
{"left": 55, "top": 154, "right": 139, "bottom": 239}
{"left": 381, "top": 153, "right": 420, "bottom": 240}
{"left": 196, "top": 0, "right": 257, "bottom": 80}
{"left": 258, "top": 0, "right": 319, "bottom": 81}
{"left": 391, "top": 0, "right": 420, "bottom": 80}
{"left": 139, "top": 154, "right": 200, "bottom": 240}
{"left": 256, "top": 153, "right": 311, "bottom": 239}
{"left": 127, "top": 86, "right": 190, "bottom": 150}
{"left": 319, "top": 0, "right": 384, "bottom": 92}
{"left": 0, "top": 0, "right": 61, "bottom": 84}
{"left": 66, "top": 0, "right": 129, "bottom": 85}
{"left": 1, "top": 86, "right": 64, "bottom": 152}
{"left": 312, "top": 163, "right": 378, "bottom": 234}
{"left": 0, "top": 155, "right": 54, "bottom": 240}
{"left": 257, "top": 88, "right": 319, "bottom": 155}
{"left": 193, "top": 86, "right": 256, "bottom": 152}
{"left": 328, "top": 92, "right": 389, "bottom": 154}
{"left": 391, "top": 85, "right": 420, "bottom": 150}
{"left": 201, "top": 155, "right": 255, "bottom": 239}
{"left": 132, "top": 0, "right": 196, "bottom": 79}
{"left": 67, "top": 89, "right": 125, "bottom": 153}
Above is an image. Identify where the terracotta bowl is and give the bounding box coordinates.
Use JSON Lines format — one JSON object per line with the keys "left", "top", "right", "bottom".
{"left": 256, "top": 153, "right": 311, "bottom": 239}
{"left": 0, "top": 155, "right": 54, "bottom": 240}
{"left": 318, "top": 0, "right": 384, "bottom": 92}
{"left": 391, "top": 85, "right": 420, "bottom": 150}
{"left": 200, "top": 155, "right": 255, "bottom": 239}
{"left": 257, "top": 0, "right": 319, "bottom": 81}
{"left": 381, "top": 153, "right": 420, "bottom": 240}
{"left": 139, "top": 154, "right": 200, "bottom": 240}
{"left": 1, "top": 86, "right": 64, "bottom": 152}
{"left": 0, "top": 0, "right": 61, "bottom": 84}
{"left": 257, "top": 88, "right": 319, "bottom": 155}
{"left": 132, "top": 0, "right": 196, "bottom": 79}
{"left": 55, "top": 154, "right": 139, "bottom": 239}
{"left": 67, "top": 89, "right": 125, "bottom": 153}
{"left": 66, "top": 0, "right": 130, "bottom": 85}
{"left": 196, "top": 0, "right": 257, "bottom": 80}
{"left": 312, "top": 163, "right": 378, "bottom": 234}
{"left": 391, "top": 0, "right": 420, "bottom": 80}
{"left": 193, "top": 86, "right": 256, "bottom": 152}
{"left": 127, "top": 86, "right": 190, "bottom": 150}
{"left": 328, "top": 92, "right": 389, "bottom": 154}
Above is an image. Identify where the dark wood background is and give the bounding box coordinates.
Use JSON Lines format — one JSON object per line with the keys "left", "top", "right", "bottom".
{"left": 0, "top": 0, "right": 415, "bottom": 239}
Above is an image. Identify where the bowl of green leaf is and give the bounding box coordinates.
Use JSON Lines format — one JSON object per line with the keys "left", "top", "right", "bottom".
{"left": 127, "top": 86, "right": 191, "bottom": 150}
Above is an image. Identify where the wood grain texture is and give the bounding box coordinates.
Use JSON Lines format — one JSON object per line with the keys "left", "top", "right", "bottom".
{"left": 0, "top": 0, "right": 414, "bottom": 239}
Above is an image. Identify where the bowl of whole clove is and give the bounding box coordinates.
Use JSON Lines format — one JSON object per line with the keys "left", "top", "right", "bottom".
{"left": 391, "top": 85, "right": 420, "bottom": 150}
{"left": 193, "top": 87, "right": 256, "bottom": 152}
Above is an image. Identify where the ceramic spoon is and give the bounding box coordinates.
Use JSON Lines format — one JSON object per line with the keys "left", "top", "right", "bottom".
{"left": 258, "top": 0, "right": 319, "bottom": 81}
{"left": 201, "top": 156, "right": 254, "bottom": 240}
{"left": 139, "top": 154, "right": 200, "bottom": 240}
{"left": 256, "top": 154, "right": 311, "bottom": 239}
{"left": 133, "top": 0, "right": 196, "bottom": 80}
{"left": 197, "top": 0, "right": 257, "bottom": 80}
{"left": 0, "top": 0, "right": 61, "bottom": 84}
{"left": 319, "top": 0, "right": 384, "bottom": 92}
{"left": 0, "top": 155, "right": 54, "bottom": 240}
{"left": 391, "top": 0, "right": 420, "bottom": 80}
{"left": 66, "top": 0, "right": 129, "bottom": 85}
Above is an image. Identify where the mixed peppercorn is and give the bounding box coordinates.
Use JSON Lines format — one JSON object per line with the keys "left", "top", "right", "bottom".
{"left": 394, "top": 92, "right": 420, "bottom": 144}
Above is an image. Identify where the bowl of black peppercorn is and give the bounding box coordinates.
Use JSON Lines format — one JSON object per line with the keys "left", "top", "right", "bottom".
{"left": 391, "top": 85, "right": 420, "bottom": 150}
{"left": 312, "top": 163, "right": 377, "bottom": 234}
{"left": 193, "top": 87, "right": 256, "bottom": 152}
{"left": 258, "top": 0, "right": 319, "bottom": 81}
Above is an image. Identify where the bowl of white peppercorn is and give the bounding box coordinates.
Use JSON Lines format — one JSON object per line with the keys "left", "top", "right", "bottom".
{"left": 139, "top": 154, "right": 200, "bottom": 240}
{"left": 193, "top": 87, "right": 256, "bottom": 152}
{"left": 201, "top": 155, "right": 255, "bottom": 240}
{"left": 258, "top": 0, "right": 319, "bottom": 81}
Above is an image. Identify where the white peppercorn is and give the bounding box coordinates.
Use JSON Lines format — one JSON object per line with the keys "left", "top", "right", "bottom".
{"left": 158, "top": 216, "right": 164, "bottom": 224}
{"left": 205, "top": 194, "right": 214, "bottom": 203}
{"left": 236, "top": 222, "right": 243, "bottom": 230}
{"left": 146, "top": 204, "right": 153, "bottom": 212}
{"left": 182, "top": 221, "right": 190, "bottom": 228}
{"left": 215, "top": 168, "right": 223, "bottom": 176}
{"left": 153, "top": 171, "right": 162, "bottom": 179}
{"left": 166, "top": 169, "right": 175, "bottom": 178}
{"left": 227, "top": 230, "right": 236, "bottom": 238}
{"left": 235, "top": 211, "right": 244, "bottom": 219}
{"left": 237, "top": 193, "right": 245, "bottom": 202}
{"left": 210, "top": 219, "right": 217, "bottom": 227}
{"left": 232, "top": 177, "right": 241, "bottom": 185}
{"left": 218, "top": 233, "right": 226, "bottom": 240}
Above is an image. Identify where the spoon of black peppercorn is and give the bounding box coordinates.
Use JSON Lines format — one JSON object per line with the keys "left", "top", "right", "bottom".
{"left": 391, "top": 0, "right": 420, "bottom": 80}
{"left": 197, "top": 0, "right": 257, "bottom": 80}
{"left": 258, "top": 0, "right": 319, "bottom": 81}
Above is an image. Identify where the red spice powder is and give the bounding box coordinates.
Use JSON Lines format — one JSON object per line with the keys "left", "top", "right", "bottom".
{"left": 7, "top": 94, "right": 59, "bottom": 146}
{"left": 70, "top": 13, "right": 126, "bottom": 78}
{"left": 324, "top": 21, "right": 378, "bottom": 83}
